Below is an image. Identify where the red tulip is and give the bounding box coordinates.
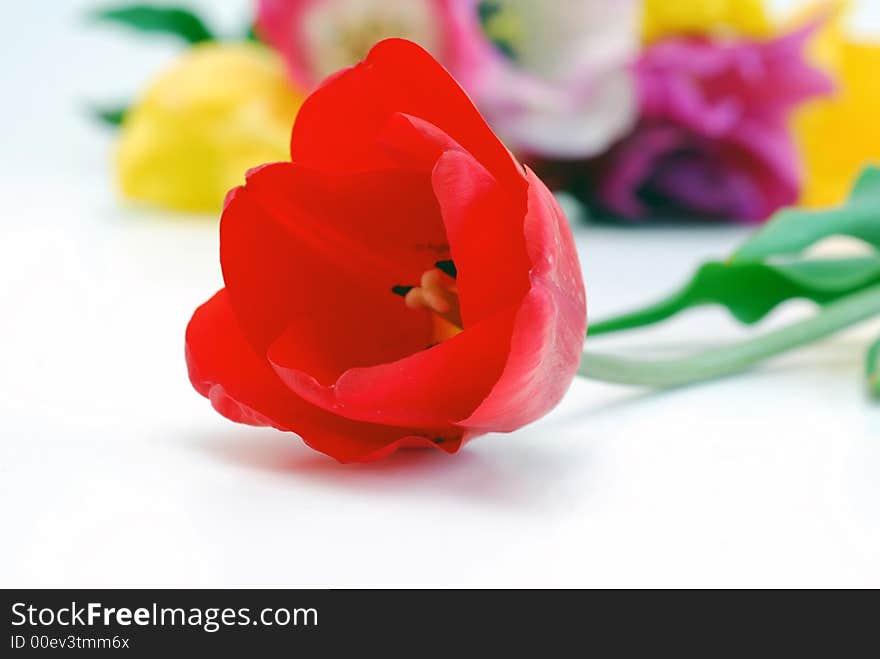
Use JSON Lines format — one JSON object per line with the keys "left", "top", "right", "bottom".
{"left": 185, "top": 39, "right": 586, "bottom": 463}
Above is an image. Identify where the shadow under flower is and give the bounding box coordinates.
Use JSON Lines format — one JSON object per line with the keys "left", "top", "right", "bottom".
{"left": 186, "top": 425, "right": 587, "bottom": 512}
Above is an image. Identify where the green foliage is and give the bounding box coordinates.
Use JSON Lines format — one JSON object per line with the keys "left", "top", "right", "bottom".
{"left": 90, "top": 4, "right": 215, "bottom": 44}
{"left": 590, "top": 168, "right": 880, "bottom": 386}
{"left": 734, "top": 168, "right": 880, "bottom": 261}
{"left": 91, "top": 104, "right": 128, "bottom": 127}
{"left": 868, "top": 335, "right": 880, "bottom": 398}
{"left": 244, "top": 23, "right": 261, "bottom": 43}
{"left": 590, "top": 257, "right": 880, "bottom": 335}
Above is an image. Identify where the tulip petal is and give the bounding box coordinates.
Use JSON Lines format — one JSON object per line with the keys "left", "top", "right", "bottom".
{"left": 375, "top": 114, "right": 532, "bottom": 325}
{"left": 432, "top": 148, "right": 531, "bottom": 326}
{"left": 255, "top": 0, "right": 319, "bottom": 88}
{"left": 290, "top": 38, "right": 523, "bottom": 189}
{"left": 376, "top": 112, "right": 464, "bottom": 172}
{"left": 462, "top": 169, "right": 587, "bottom": 432}
{"left": 186, "top": 289, "right": 464, "bottom": 462}
{"left": 221, "top": 162, "right": 439, "bottom": 370}
{"left": 268, "top": 303, "right": 517, "bottom": 428}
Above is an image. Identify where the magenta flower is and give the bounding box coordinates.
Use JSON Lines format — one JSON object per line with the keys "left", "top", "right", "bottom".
{"left": 597, "top": 25, "right": 833, "bottom": 222}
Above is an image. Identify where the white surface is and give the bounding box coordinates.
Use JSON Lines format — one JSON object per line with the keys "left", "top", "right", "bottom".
{"left": 2, "top": 1, "right": 880, "bottom": 588}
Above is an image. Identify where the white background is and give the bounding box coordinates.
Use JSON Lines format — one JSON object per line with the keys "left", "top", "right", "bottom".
{"left": 2, "top": 0, "right": 880, "bottom": 587}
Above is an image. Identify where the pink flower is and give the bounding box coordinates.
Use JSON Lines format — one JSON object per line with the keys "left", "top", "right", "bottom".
{"left": 257, "top": 0, "right": 640, "bottom": 159}
{"left": 444, "top": 0, "right": 639, "bottom": 158}
{"left": 256, "top": 0, "right": 465, "bottom": 89}
{"left": 596, "top": 25, "right": 833, "bottom": 222}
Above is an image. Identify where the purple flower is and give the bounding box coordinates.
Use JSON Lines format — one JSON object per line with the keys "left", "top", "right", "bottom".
{"left": 597, "top": 25, "right": 833, "bottom": 222}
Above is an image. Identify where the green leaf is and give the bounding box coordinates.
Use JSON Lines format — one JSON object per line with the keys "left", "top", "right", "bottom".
{"left": 851, "top": 166, "right": 880, "bottom": 201}
{"left": 91, "top": 104, "right": 128, "bottom": 127}
{"left": 90, "top": 5, "right": 215, "bottom": 44}
{"left": 868, "top": 335, "right": 880, "bottom": 398}
{"left": 734, "top": 167, "right": 880, "bottom": 261}
{"left": 244, "top": 22, "right": 260, "bottom": 43}
{"left": 589, "top": 257, "right": 880, "bottom": 336}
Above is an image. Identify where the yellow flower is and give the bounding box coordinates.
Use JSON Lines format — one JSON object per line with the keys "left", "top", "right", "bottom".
{"left": 642, "top": 0, "right": 771, "bottom": 42}
{"left": 795, "top": 4, "right": 880, "bottom": 208}
{"left": 117, "top": 42, "right": 304, "bottom": 214}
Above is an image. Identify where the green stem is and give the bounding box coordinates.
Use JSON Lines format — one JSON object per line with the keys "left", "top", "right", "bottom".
{"left": 578, "top": 284, "right": 880, "bottom": 388}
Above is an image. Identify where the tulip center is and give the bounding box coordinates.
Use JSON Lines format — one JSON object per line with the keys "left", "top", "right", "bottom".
{"left": 479, "top": 1, "right": 524, "bottom": 61}
{"left": 393, "top": 261, "right": 462, "bottom": 340}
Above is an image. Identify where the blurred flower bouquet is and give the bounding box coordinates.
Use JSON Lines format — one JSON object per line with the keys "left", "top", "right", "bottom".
{"left": 93, "top": 0, "right": 879, "bottom": 221}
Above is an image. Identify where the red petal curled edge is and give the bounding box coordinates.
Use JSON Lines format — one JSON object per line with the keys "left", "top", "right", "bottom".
{"left": 459, "top": 169, "right": 587, "bottom": 433}
{"left": 185, "top": 290, "right": 465, "bottom": 463}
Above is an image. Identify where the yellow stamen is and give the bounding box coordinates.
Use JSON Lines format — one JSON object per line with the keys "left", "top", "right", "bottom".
{"left": 404, "top": 268, "right": 463, "bottom": 330}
